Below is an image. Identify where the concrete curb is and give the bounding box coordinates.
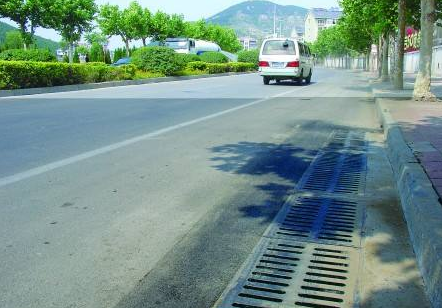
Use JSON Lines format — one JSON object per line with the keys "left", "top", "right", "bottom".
{"left": 376, "top": 99, "right": 442, "bottom": 308}
{"left": 0, "top": 72, "right": 254, "bottom": 98}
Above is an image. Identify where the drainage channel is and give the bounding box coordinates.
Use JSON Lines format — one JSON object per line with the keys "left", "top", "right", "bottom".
{"left": 214, "top": 130, "right": 368, "bottom": 308}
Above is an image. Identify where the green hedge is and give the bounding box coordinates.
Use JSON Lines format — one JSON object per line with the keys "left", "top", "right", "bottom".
{"left": 0, "top": 61, "right": 136, "bottom": 90}
{"left": 186, "top": 61, "right": 256, "bottom": 74}
{"left": 199, "top": 52, "right": 228, "bottom": 63}
{"left": 132, "top": 46, "right": 184, "bottom": 75}
{"left": 0, "top": 49, "right": 57, "bottom": 62}
{"left": 237, "top": 50, "right": 259, "bottom": 68}
{"left": 177, "top": 53, "right": 201, "bottom": 64}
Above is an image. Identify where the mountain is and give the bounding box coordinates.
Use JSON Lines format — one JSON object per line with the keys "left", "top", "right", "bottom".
{"left": 0, "top": 21, "right": 59, "bottom": 52}
{"left": 207, "top": 0, "right": 308, "bottom": 39}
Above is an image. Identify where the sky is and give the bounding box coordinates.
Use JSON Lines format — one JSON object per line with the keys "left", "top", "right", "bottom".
{"left": 1, "top": 0, "right": 339, "bottom": 49}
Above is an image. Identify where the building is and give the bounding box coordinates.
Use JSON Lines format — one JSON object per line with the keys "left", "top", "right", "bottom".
{"left": 304, "top": 8, "right": 342, "bottom": 43}
{"left": 240, "top": 37, "right": 258, "bottom": 50}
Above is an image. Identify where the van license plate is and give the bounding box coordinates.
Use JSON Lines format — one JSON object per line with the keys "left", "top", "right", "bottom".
{"left": 272, "top": 62, "right": 285, "bottom": 68}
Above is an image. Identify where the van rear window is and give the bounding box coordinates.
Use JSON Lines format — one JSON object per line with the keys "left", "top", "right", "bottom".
{"left": 262, "top": 40, "right": 297, "bottom": 55}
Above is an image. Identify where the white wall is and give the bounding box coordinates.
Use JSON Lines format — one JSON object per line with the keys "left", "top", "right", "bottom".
{"left": 404, "top": 46, "right": 442, "bottom": 77}
{"left": 304, "top": 13, "right": 318, "bottom": 43}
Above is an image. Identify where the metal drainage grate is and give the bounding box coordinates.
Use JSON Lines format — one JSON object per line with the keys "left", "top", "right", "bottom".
{"left": 324, "top": 131, "right": 367, "bottom": 152}
{"left": 297, "top": 151, "right": 367, "bottom": 195}
{"left": 214, "top": 239, "right": 359, "bottom": 308}
{"left": 263, "top": 196, "right": 363, "bottom": 247}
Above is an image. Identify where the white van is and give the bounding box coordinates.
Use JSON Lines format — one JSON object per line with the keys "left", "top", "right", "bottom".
{"left": 259, "top": 38, "right": 314, "bottom": 85}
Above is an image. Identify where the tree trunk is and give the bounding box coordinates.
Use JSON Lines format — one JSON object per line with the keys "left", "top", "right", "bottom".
{"left": 68, "top": 43, "right": 74, "bottom": 64}
{"left": 413, "top": 0, "right": 436, "bottom": 101}
{"left": 390, "top": 34, "right": 397, "bottom": 83}
{"left": 394, "top": 0, "right": 406, "bottom": 89}
{"left": 124, "top": 40, "right": 130, "bottom": 57}
{"left": 142, "top": 38, "right": 147, "bottom": 47}
{"left": 378, "top": 36, "right": 383, "bottom": 78}
{"left": 20, "top": 27, "right": 28, "bottom": 50}
{"left": 382, "top": 33, "right": 389, "bottom": 81}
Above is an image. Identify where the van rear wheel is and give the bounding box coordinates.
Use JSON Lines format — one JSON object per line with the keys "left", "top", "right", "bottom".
{"left": 306, "top": 70, "right": 312, "bottom": 84}
{"left": 263, "top": 77, "right": 270, "bottom": 85}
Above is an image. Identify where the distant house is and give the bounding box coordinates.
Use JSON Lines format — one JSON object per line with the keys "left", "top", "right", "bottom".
{"left": 304, "top": 8, "right": 342, "bottom": 43}
{"left": 240, "top": 37, "right": 258, "bottom": 50}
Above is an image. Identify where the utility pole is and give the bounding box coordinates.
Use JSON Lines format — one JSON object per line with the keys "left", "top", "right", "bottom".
{"left": 273, "top": 5, "right": 276, "bottom": 37}
{"left": 279, "top": 20, "right": 282, "bottom": 38}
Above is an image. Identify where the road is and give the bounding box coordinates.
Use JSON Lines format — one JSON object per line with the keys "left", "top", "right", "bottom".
{"left": 0, "top": 69, "right": 392, "bottom": 308}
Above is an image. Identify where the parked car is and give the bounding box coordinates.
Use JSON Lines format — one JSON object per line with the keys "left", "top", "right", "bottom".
{"left": 258, "top": 38, "right": 313, "bottom": 85}
{"left": 111, "top": 57, "right": 131, "bottom": 66}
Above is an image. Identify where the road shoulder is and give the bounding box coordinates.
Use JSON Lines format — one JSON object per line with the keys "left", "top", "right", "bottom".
{"left": 375, "top": 97, "right": 442, "bottom": 308}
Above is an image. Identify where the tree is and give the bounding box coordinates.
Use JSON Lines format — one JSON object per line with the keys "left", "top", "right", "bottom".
{"left": 339, "top": 0, "right": 397, "bottom": 79}
{"left": 98, "top": 4, "right": 137, "bottom": 57}
{"left": 395, "top": 0, "right": 407, "bottom": 89}
{"left": 85, "top": 31, "right": 108, "bottom": 46}
{"left": 0, "top": 0, "right": 49, "bottom": 49}
{"left": 3, "top": 30, "right": 24, "bottom": 50}
{"left": 184, "top": 20, "right": 242, "bottom": 53}
{"left": 413, "top": 0, "right": 437, "bottom": 101}
{"left": 47, "top": 0, "right": 96, "bottom": 63}
{"left": 150, "top": 11, "right": 171, "bottom": 42}
{"left": 123, "top": 2, "right": 151, "bottom": 46}
{"left": 167, "top": 14, "right": 185, "bottom": 38}
{"left": 89, "top": 42, "right": 104, "bottom": 62}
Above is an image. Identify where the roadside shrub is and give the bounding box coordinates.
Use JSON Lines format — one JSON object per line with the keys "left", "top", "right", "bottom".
{"left": 186, "top": 61, "right": 208, "bottom": 71}
{"left": 0, "top": 49, "right": 56, "bottom": 62}
{"left": 199, "top": 51, "right": 228, "bottom": 63}
{"left": 132, "top": 46, "right": 184, "bottom": 75}
{"left": 206, "top": 63, "right": 229, "bottom": 74}
{"left": 237, "top": 50, "right": 259, "bottom": 68}
{"left": 228, "top": 62, "right": 256, "bottom": 72}
{"left": 177, "top": 53, "right": 201, "bottom": 65}
{"left": 0, "top": 61, "right": 136, "bottom": 90}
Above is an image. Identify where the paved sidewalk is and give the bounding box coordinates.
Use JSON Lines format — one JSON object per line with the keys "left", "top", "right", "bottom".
{"left": 381, "top": 99, "right": 442, "bottom": 198}
{"left": 370, "top": 73, "right": 442, "bottom": 98}
{"left": 369, "top": 75, "right": 442, "bottom": 307}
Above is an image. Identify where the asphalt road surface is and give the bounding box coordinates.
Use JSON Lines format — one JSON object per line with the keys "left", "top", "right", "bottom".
{"left": 0, "top": 69, "right": 378, "bottom": 308}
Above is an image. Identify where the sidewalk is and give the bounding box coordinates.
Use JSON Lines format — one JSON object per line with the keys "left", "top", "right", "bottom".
{"left": 371, "top": 75, "right": 442, "bottom": 198}
{"left": 371, "top": 73, "right": 442, "bottom": 99}
{"left": 369, "top": 75, "right": 442, "bottom": 308}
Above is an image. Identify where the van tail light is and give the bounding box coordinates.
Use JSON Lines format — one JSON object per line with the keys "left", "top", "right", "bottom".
{"left": 259, "top": 61, "right": 270, "bottom": 67}
{"left": 286, "top": 61, "right": 300, "bottom": 68}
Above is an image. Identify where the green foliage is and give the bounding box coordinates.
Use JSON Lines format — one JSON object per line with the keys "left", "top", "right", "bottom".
{"left": 228, "top": 62, "right": 256, "bottom": 72}
{"left": 3, "top": 31, "right": 23, "bottom": 50}
{"left": 0, "top": 60, "right": 136, "bottom": 89}
{"left": 104, "top": 49, "right": 112, "bottom": 64}
{"left": 113, "top": 48, "right": 127, "bottom": 63}
{"left": 98, "top": 2, "right": 147, "bottom": 54}
{"left": 311, "top": 26, "right": 350, "bottom": 58}
{"left": 89, "top": 42, "right": 104, "bottom": 62}
{"left": 85, "top": 32, "right": 108, "bottom": 46}
{"left": 73, "top": 49, "right": 80, "bottom": 63}
{"left": 199, "top": 51, "right": 228, "bottom": 63}
{"left": 186, "top": 61, "right": 207, "bottom": 71}
{"left": 47, "top": 0, "right": 96, "bottom": 47}
{"left": 132, "top": 46, "right": 184, "bottom": 75}
{"left": 133, "top": 70, "right": 165, "bottom": 80}
{"left": 237, "top": 50, "right": 259, "bottom": 67}
{"left": 186, "top": 61, "right": 255, "bottom": 74}
{"left": 0, "top": 0, "right": 50, "bottom": 48}
{"left": 0, "top": 48, "right": 56, "bottom": 62}
{"left": 176, "top": 53, "right": 201, "bottom": 66}
{"left": 0, "top": 21, "right": 59, "bottom": 52}
{"left": 184, "top": 20, "right": 242, "bottom": 53}
{"left": 150, "top": 11, "right": 185, "bottom": 42}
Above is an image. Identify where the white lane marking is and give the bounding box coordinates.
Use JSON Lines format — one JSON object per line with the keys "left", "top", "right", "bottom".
{"left": 0, "top": 87, "right": 300, "bottom": 188}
